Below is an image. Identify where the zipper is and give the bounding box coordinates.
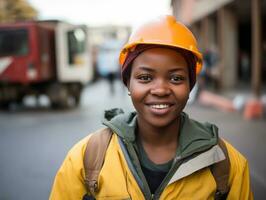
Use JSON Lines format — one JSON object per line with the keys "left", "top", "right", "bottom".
{"left": 103, "top": 122, "right": 154, "bottom": 200}
{"left": 118, "top": 137, "right": 154, "bottom": 200}
{"left": 107, "top": 122, "right": 183, "bottom": 200}
{"left": 104, "top": 122, "right": 179, "bottom": 200}
{"left": 119, "top": 138, "right": 185, "bottom": 200}
{"left": 152, "top": 156, "right": 183, "bottom": 200}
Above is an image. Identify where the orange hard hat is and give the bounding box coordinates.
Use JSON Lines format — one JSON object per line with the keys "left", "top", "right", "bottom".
{"left": 119, "top": 15, "right": 203, "bottom": 74}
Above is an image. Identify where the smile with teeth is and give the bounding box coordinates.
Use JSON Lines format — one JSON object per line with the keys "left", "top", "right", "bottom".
{"left": 150, "top": 104, "right": 170, "bottom": 109}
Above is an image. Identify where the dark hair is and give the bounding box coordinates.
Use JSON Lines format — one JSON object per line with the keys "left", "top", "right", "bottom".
{"left": 122, "top": 64, "right": 132, "bottom": 86}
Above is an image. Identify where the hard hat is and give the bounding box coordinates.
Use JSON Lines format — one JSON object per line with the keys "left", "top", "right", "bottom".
{"left": 119, "top": 15, "right": 202, "bottom": 75}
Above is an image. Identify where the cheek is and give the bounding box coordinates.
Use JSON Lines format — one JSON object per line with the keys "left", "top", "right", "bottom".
{"left": 128, "top": 81, "right": 149, "bottom": 106}
{"left": 174, "top": 85, "right": 190, "bottom": 101}
{"left": 129, "top": 83, "right": 145, "bottom": 101}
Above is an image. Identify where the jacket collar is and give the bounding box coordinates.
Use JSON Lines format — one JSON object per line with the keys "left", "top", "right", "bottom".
{"left": 102, "top": 108, "right": 219, "bottom": 157}
{"left": 103, "top": 108, "right": 224, "bottom": 187}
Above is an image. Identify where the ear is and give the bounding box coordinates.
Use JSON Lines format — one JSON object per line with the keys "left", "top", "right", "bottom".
{"left": 126, "top": 80, "right": 132, "bottom": 97}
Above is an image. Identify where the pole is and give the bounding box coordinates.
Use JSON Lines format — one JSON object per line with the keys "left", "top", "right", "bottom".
{"left": 251, "top": 0, "right": 262, "bottom": 97}
{"left": 217, "top": 8, "right": 225, "bottom": 90}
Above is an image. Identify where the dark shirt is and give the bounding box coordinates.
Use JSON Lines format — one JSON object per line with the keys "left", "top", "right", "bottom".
{"left": 141, "top": 165, "right": 168, "bottom": 194}
{"left": 135, "top": 138, "right": 173, "bottom": 194}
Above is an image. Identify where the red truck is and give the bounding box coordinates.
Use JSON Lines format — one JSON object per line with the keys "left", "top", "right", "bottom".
{"left": 0, "top": 20, "right": 93, "bottom": 109}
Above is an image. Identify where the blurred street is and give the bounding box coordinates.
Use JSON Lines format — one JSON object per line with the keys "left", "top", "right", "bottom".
{"left": 0, "top": 79, "right": 265, "bottom": 200}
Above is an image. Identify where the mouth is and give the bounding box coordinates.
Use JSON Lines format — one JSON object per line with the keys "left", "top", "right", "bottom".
{"left": 146, "top": 103, "right": 174, "bottom": 115}
{"left": 149, "top": 104, "right": 171, "bottom": 109}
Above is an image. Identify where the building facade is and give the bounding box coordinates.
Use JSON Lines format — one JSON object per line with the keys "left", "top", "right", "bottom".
{"left": 171, "top": 0, "right": 265, "bottom": 95}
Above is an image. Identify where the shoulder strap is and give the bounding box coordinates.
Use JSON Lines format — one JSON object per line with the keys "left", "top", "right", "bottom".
{"left": 211, "top": 138, "right": 230, "bottom": 200}
{"left": 83, "top": 128, "right": 113, "bottom": 197}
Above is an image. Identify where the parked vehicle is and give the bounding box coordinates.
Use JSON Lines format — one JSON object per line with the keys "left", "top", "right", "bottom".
{"left": 0, "top": 20, "right": 93, "bottom": 108}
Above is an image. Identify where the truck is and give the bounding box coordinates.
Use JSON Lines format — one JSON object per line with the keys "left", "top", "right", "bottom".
{"left": 0, "top": 20, "right": 93, "bottom": 109}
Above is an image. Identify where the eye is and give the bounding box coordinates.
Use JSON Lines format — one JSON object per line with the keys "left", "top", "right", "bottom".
{"left": 170, "top": 75, "right": 186, "bottom": 84}
{"left": 137, "top": 74, "right": 152, "bottom": 83}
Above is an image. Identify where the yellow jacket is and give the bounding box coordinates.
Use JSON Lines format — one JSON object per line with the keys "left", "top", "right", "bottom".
{"left": 49, "top": 111, "right": 253, "bottom": 200}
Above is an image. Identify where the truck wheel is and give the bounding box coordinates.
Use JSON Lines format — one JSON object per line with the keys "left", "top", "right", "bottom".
{"left": 73, "top": 91, "right": 81, "bottom": 106}
{"left": 48, "top": 84, "right": 68, "bottom": 109}
{"left": 50, "top": 85, "right": 78, "bottom": 109}
{"left": 68, "top": 84, "right": 82, "bottom": 107}
{"left": 48, "top": 84, "right": 82, "bottom": 109}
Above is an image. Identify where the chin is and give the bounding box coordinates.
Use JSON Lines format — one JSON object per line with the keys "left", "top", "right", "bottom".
{"left": 145, "top": 116, "right": 180, "bottom": 129}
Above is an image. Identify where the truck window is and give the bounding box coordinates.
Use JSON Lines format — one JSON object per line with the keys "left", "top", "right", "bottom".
{"left": 67, "top": 28, "right": 86, "bottom": 65}
{"left": 0, "top": 29, "right": 29, "bottom": 57}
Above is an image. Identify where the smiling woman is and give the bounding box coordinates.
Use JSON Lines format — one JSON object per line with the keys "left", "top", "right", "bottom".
{"left": 49, "top": 15, "right": 253, "bottom": 200}
{"left": 128, "top": 48, "right": 190, "bottom": 129}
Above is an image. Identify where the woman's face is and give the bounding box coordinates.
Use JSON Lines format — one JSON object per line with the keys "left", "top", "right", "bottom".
{"left": 128, "top": 48, "right": 190, "bottom": 128}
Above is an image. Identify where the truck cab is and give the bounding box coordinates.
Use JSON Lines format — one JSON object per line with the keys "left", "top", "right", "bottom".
{"left": 0, "top": 21, "right": 93, "bottom": 109}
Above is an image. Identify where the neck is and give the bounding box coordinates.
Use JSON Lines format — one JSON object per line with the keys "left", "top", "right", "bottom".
{"left": 136, "top": 117, "right": 180, "bottom": 147}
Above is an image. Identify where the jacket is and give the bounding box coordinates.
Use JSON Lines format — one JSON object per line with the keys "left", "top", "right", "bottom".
{"left": 49, "top": 110, "right": 253, "bottom": 200}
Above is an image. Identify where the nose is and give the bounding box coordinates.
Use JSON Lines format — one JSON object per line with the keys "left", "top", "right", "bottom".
{"left": 150, "top": 80, "right": 171, "bottom": 96}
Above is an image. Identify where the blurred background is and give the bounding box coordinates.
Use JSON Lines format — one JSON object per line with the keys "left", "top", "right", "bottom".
{"left": 0, "top": 0, "right": 265, "bottom": 199}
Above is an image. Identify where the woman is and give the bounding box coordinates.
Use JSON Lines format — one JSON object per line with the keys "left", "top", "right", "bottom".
{"left": 50, "top": 15, "right": 253, "bottom": 200}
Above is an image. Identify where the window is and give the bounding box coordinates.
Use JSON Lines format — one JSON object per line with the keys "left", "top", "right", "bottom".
{"left": 0, "top": 29, "right": 29, "bottom": 56}
{"left": 67, "top": 28, "right": 86, "bottom": 65}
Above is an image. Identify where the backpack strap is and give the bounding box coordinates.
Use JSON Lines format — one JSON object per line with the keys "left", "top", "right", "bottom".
{"left": 83, "top": 128, "right": 113, "bottom": 197}
{"left": 211, "top": 138, "right": 230, "bottom": 200}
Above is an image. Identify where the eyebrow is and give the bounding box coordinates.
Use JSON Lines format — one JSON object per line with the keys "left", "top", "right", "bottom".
{"left": 137, "top": 66, "right": 187, "bottom": 72}
{"left": 168, "top": 67, "right": 187, "bottom": 73}
{"left": 137, "top": 66, "right": 155, "bottom": 72}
